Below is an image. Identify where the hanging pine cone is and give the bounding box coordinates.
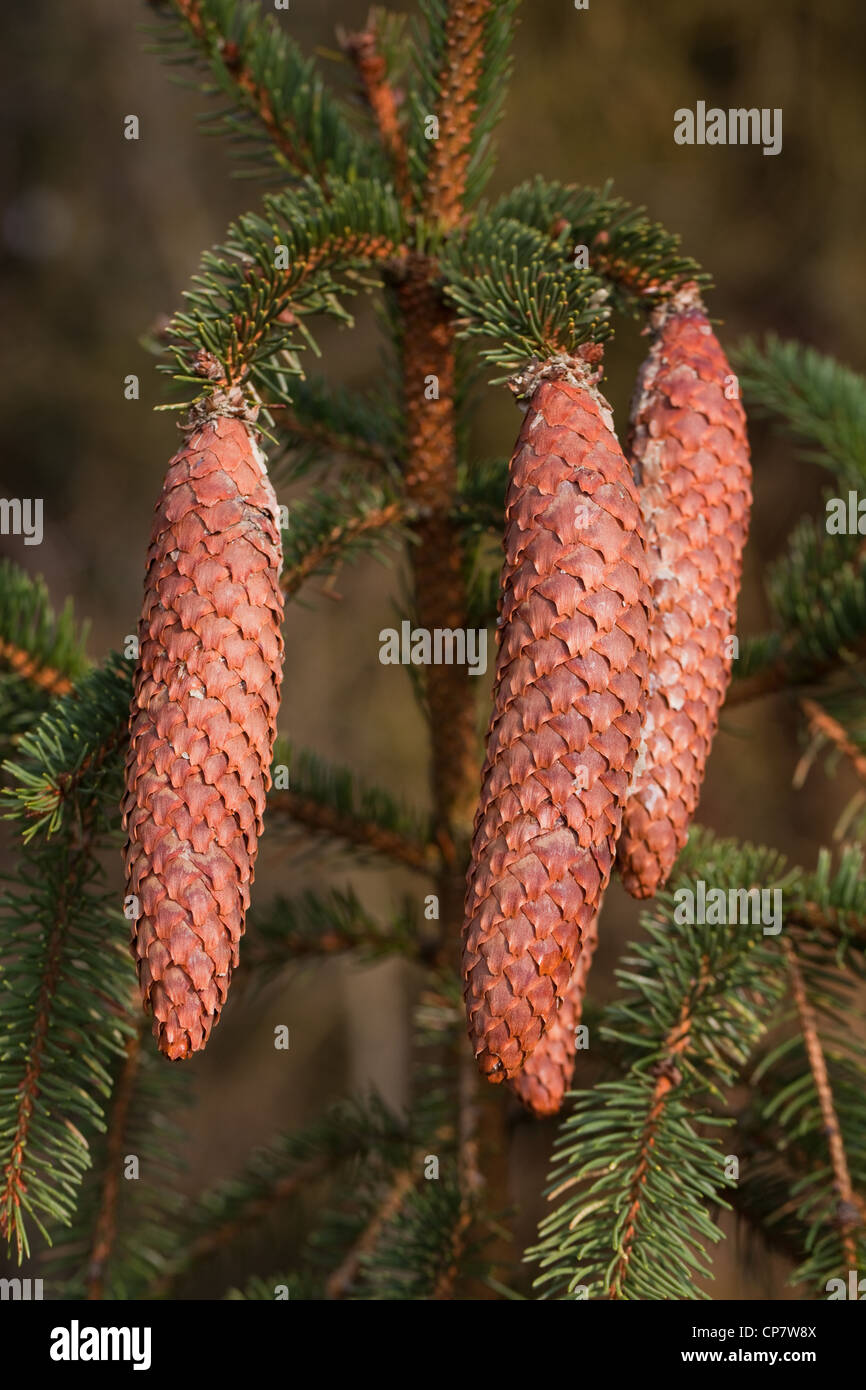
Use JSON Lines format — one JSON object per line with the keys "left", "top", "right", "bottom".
{"left": 509, "top": 898, "right": 601, "bottom": 1117}
{"left": 617, "top": 285, "right": 752, "bottom": 899}
{"left": 462, "top": 351, "right": 651, "bottom": 1082}
{"left": 122, "top": 404, "right": 284, "bottom": 1060}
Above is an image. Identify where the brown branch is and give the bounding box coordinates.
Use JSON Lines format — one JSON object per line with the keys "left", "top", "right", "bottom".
{"left": 431, "top": 1204, "right": 474, "bottom": 1300}
{"left": 224, "top": 234, "right": 408, "bottom": 382}
{"left": 149, "top": 1162, "right": 321, "bottom": 1299}
{"left": 726, "top": 633, "right": 866, "bottom": 709}
{"left": 0, "top": 915, "right": 67, "bottom": 1255}
{"left": 799, "top": 696, "right": 866, "bottom": 783}
{"left": 608, "top": 958, "right": 711, "bottom": 1299}
{"left": 281, "top": 502, "right": 406, "bottom": 599}
{"left": 0, "top": 639, "right": 73, "bottom": 696}
{"left": 0, "top": 823, "right": 97, "bottom": 1257}
{"left": 277, "top": 413, "right": 390, "bottom": 468}
{"left": 725, "top": 663, "right": 797, "bottom": 708}
{"left": 787, "top": 902, "right": 866, "bottom": 951}
{"left": 171, "top": 0, "right": 312, "bottom": 174}
{"left": 86, "top": 1030, "right": 142, "bottom": 1300}
{"left": 342, "top": 26, "right": 411, "bottom": 206}
{"left": 267, "top": 789, "right": 436, "bottom": 874}
{"left": 425, "top": 0, "right": 492, "bottom": 230}
{"left": 781, "top": 937, "right": 863, "bottom": 1268}
{"left": 325, "top": 1167, "right": 417, "bottom": 1299}
{"left": 428, "top": 1050, "right": 484, "bottom": 1302}
{"left": 395, "top": 256, "right": 479, "bottom": 852}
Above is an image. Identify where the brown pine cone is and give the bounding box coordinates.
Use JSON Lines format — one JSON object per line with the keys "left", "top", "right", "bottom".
{"left": 509, "top": 899, "right": 602, "bottom": 1117}
{"left": 462, "top": 354, "right": 651, "bottom": 1082}
{"left": 122, "top": 411, "right": 284, "bottom": 1060}
{"left": 618, "top": 286, "right": 752, "bottom": 899}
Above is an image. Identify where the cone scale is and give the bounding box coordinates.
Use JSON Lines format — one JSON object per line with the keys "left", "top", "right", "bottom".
{"left": 122, "top": 408, "right": 284, "bottom": 1060}
{"left": 617, "top": 286, "right": 752, "bottom": 899}
{"left": 509, "top": 898, "right": 601, "bottom": 1116}
{"left": 462, "top": 353, "right": 651, "bottom": 1082}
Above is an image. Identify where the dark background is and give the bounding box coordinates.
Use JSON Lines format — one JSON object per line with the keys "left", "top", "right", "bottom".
{"left": 2, "top": 0, "right": 865, "bottom": 1299}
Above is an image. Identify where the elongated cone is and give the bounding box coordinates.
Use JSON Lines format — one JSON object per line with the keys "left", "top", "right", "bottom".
{"left": 122, "top": 409, "right": 284, "bottom": 1060}
{"left": 617, "top": 286, "right": 752, "bottom": 899}
{"left": 462, "top": 352, "right": 651, "bottom": 1082}
{"left": 509, "top": 898, "right": 602, "bottom": 1116}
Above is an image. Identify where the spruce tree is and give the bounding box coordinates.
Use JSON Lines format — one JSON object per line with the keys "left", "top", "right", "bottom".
{"left": 1, "top": 0, "right": 864, "bottom": 1303}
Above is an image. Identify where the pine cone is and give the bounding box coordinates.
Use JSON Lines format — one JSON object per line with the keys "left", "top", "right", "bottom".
{"left": 122, "top": 412, "right": 284, "bottom": 1060}
{"left": 462, "top": 355, "right": 651, "bottom": 1082}
{"left": 618, "top": 287, "right": 752, "bottom": 899}
{"left": 509, "top": 899, "right": 601, "bottom": 1117}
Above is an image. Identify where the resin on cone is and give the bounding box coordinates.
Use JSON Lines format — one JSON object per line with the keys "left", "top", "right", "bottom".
{"left": 122, "top": 405, "right": 284, "bottom": 1060}
{"left": 509, "top": 899, "right": 601, "bottom": 1117}
{"left": 462, "top": 351, "right": 651, "bottom": 1082}
{"left": 618, "top": 285, "right": 752, "bottom": 899}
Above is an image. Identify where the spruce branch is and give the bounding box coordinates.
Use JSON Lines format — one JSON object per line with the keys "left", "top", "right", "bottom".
{"left": 0, "top": 813, "right": 134, "bottom": 1260}
{"left": 607, "top": 961, "right": 710, "bottom": 1299}
{"left": 46, "top": 1028, "right": 186, "bottom": 1299}
{"left": 280, "top": 486, "right": 408, "bottom": 600}
{"left": 267, "top": 744, "right": 435, "bottom": 874}
{"left": 0, "top": 561, "right": 89, "bottom": 699}
{"left": 248, "top": 887, "right": 424, "bottom": 968}
{"left": 798, "top": 696, "right": 866, "bottom": 785}
{"left": 163, "top": 178, "right": 408, "bottom": 389}
{"left": 147, "top": 1094, "right": 406, "bottom": 1297}
{"left": 325, "top": 1166, "right": 416, "bottom": 1299}
{"left": 727, "top": 522, "right": 866, "bottom": 706}
{"left": 780, "top": 938, "right": 863, "bottom": 1270}
{"left": 529, "top": 834, "right": 792, "bottom": 1300}
{"left": 83, "top": 1029, "right": 142, "bottom": 1300}
{"left": 151, "top": 0, "right": 371, "bottom": 182}
{"left": 341, "top": 20, "right": 410, "bottom": 204}
{"left": 440, "top": 217, "right": 610, "bottom": 374}
{"left": 270, "top": 373, "right": 399, "bottom": 473}
{"left": 735, "top": 335, "right": 866, "bottom": 487}
{"left": 2, "top": 656, "right": 131, "bottom": 843}
{"left": 425, "top": 0, "right": 492, "bottom": 228}
{"left": 489, "top": 177, "right": 708, "bottom": 311}
{"left": 407, "top": 0, "right": 519, "bottom": 219}
{"left": 348, "top": 1178, "right": 479, "bottom": 1300}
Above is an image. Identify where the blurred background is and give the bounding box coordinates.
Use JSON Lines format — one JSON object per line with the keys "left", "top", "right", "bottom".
{"left": 1, "top": 0, "right": 865, "bottom": 1298}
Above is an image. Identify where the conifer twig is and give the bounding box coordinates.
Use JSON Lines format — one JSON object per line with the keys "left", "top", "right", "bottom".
{"left": 170, "top": 0, "right": 313, "bottom": 173}
{"left": 268, "top": 788, "right": 435, "bottom": 873}
{"left": 0, "top": 640, "right": 73, "bottom": 696}
{"left": 608, "top": 958, "right": 710, "bottom": 1299}
{"left": 726, "top": 636, "right": 866, "bottom": 708}
{"left": 277, "top": 413, "right": 390, "bottom": 467}
{"left": 342, "top": 24, "right": 410, "bottom": 204}
{"left": 0, "top": 810, "right": 99, "bottom": 1257}
{"left": 280, "top": 501, "right": 406, "bottom": 598}
{"left": 150, "top": 1163, "right": 321, "bottom": 1298}
{"left": 325, "top": 1167, "right": 416, "bottom": 1299}
{"left": 85, "top": 1030, "right": 142, "bottom": 1300}
{"left": 781, "top": 938, "right": 863, "bottom": 1268}
{"left": 426, "top": 0, "right": 492, "bottom": 230}
{"left": 799, "top": 696, "right": 866, "bottom": 784}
